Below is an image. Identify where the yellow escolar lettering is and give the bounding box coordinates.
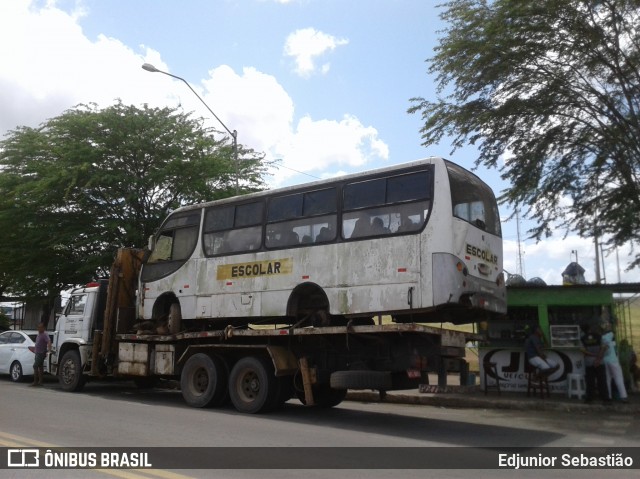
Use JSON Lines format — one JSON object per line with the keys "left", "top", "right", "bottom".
{"left": 217, "top": 259, "right": 291, "bottom": 280}
{"left": 466, "top": 244, "right": 499, "bottom": 264}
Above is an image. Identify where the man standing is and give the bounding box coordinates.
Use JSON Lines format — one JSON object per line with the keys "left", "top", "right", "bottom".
{"left": 524, "top": 325, "right": 560, "bottom": 375}
{"left": 601, "top": 321, "right": 629, "bottom": 403}
{"left": 580, "top": 324, "right": 610, "bottom": 404}
{"left": 29, "top": 322, "right": 51, "bottom": 387}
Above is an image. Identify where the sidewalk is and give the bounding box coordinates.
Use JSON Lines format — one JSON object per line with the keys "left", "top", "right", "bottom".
{"left": 345, "top": 374, "right": 640, "bottom": 414}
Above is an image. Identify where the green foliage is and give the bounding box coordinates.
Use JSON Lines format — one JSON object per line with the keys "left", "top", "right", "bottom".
{"left": 0, "top": 101, "right": 269, "bottom": 300}
{"left": 0, "top": 311, "right": 10, "bottom": 331}
{"left": 410, "top": 0, "right": 640, "bottom": 269}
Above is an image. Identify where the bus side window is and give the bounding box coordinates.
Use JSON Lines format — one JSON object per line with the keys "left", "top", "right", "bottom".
{"left": 267, "top": 227, "right": 299, "bottom": 247}
{"left": 370, "top": 217, "right": 389, "bottom": 235}
{"left": 173, "top": 227, "right": 199, "bottom": 260}
{"left": 316, "top": 225, "right": 334, "bottom": 242}
{"left": 342, "top": 214, "right": 374, "bottom": 239}
{"left": 231, "top": 226, "right": 262, "bottom": 251}
{"left": 204, "top": 202, "right": 264, "bottom": 255}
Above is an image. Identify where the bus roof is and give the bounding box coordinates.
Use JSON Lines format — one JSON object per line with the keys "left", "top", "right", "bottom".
{"left": 173, "top": 156, "right": 453, "bottom": 214}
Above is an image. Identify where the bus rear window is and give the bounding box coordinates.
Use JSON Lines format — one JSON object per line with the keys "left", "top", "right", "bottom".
{"left": 447, "top": 162, "right": 501, "bottom": 237}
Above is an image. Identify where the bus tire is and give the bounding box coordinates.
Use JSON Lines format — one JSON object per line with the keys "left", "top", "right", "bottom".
{"left": 229, "top": 356, "right": 277, "bottom": 414}
{"left": 181, "top": 353, "right": 227, "bottom": 408}
{"left": 59, "top": 350, "right": 86, "bottom": 392}
{"left": 330, "top": 370, "right": 392, "bottom": 390}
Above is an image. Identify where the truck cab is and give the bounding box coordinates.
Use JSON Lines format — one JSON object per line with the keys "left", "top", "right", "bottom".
{"left": 50, "top": 281, "right": 108, "bottom": 390}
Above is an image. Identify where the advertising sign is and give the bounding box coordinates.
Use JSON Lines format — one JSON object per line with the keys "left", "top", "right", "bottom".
{"left": 479, "top": 348, "right": 584, "bottom": 394}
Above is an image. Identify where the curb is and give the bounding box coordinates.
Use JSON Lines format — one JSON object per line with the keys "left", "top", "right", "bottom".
{"left": 345, "top": 391, "right": 639, "bottom": 414}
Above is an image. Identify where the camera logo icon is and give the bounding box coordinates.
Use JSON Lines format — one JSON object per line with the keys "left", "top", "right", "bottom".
{"left": 7, "top": 449, "right": 40, "bottom": 468}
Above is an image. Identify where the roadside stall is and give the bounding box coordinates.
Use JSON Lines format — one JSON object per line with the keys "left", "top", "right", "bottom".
{"left": 479, "top": 283, "right": 614, "bottom": 395}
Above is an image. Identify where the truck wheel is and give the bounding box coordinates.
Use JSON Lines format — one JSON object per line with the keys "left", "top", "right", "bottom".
{"left": 315, "top": 387, "right": 347, "bottom": 408}
{"left": 181, "top": 353, "right": 227, "bottom": 408}
{"left": 59, "top": 350, "right": 86, "bottom": 392}
{"left": 296, "top": 384, "right": 347, "bottom": 408}
{"left": 10, "top": 361, "right": 24, "bottom": 382}
{"left": 229, "top": 356, "right": 277, "bottom": 414}
{"left": 330, "top": 370, "right": 392, "bottom": 390}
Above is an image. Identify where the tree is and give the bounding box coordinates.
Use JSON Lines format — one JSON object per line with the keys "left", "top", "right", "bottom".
{"left": 0, "top": 310, "right": 10, "bottom": 331}
{"left": 0, "top": 101, "right": 269, "bottom": 319}
{"left": 409, "top": 0, "right": 640, "bottom": 269}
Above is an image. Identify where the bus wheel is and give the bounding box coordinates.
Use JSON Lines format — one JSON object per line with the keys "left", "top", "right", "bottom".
{"left": 168, "top": 303, "right": 182, "bottom": 334}
{"left": 181, "top": 353, "right": 227, "bottom": 408}
{"left": 59, "top": 350, "right": 86, "bottom": 392}
{"left": 229, "top": 356, "right": 277, "bottom": 414}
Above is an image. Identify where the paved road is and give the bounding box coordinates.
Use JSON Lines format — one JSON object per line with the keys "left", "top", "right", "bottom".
{"left": 1, "top": 377, "right": 638, "bottom": 479}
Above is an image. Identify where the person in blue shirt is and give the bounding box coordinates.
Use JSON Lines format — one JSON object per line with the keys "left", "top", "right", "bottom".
{"left": 524, "top": 325, "right": 559, "bottom": 375}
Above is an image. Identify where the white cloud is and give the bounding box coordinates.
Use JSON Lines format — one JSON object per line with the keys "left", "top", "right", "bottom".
{"left": 284, "top": 27, "right": 348, "bottom": 78}
{"left": 270, "top": 114, "right": 388, "bottom": 183}
{"left": 504, "top": 235, "right": 640, "bottom": 285}
{"left": 193, "top": 67, "right": 388, "bottom": 186}
{"left": 0, "top": 1, "right": 387, "bottom": 189}
{"left": 200, "top": 65, "right": 295, "bottom": 155}
{"left": 0, "top": 0, "right": 169, "bottom": 134}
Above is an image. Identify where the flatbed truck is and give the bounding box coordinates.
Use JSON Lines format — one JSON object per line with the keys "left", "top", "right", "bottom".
{"left": 49, "top": 249, "right": 479, "bottom": 413}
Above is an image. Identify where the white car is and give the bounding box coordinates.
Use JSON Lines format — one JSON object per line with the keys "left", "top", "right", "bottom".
{"left": 0, "top": 330, "right": 51, "bottom": 382}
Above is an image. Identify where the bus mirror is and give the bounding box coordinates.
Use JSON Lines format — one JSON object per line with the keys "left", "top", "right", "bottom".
{"left": 147, "top": 235, "right": 155, "bottom": 251}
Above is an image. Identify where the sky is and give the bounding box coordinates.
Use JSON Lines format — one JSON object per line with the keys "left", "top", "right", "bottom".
{"left": 0, "top": 0, "right": 638, "bottom": 285}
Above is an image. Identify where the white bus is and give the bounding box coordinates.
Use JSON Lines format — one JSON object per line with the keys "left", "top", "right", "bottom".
{"left": 140, "top": 157, "right": 506, "bottom": 332}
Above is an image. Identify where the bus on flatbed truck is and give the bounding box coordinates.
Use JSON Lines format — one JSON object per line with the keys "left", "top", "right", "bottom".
{"left": 49, "top": 158, "right": 503, "bottom": 413}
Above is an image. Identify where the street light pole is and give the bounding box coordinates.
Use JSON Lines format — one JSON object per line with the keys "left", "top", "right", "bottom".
{"left": 142, "top": 63, "right": 240, "bottom": 194}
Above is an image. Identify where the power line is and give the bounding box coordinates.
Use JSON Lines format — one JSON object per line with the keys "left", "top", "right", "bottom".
{"left": 273, "top": 162, "right": 322, "bottom": 180}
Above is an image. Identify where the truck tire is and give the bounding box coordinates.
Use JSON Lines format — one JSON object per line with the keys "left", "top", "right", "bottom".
{"left": 296, "top": 384, "right": 347, "bottom": 408}
{"left": 180, "top": 353, "right": 227, "bottom": 408}
{"left": 59, "top": 350, "right": 86, "bottom": 392}
{"left": 330, "top": 370, "right": 392, "bottom": 390}
{"left": 229, "top": 356, "right": 277, "bottom": 414}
